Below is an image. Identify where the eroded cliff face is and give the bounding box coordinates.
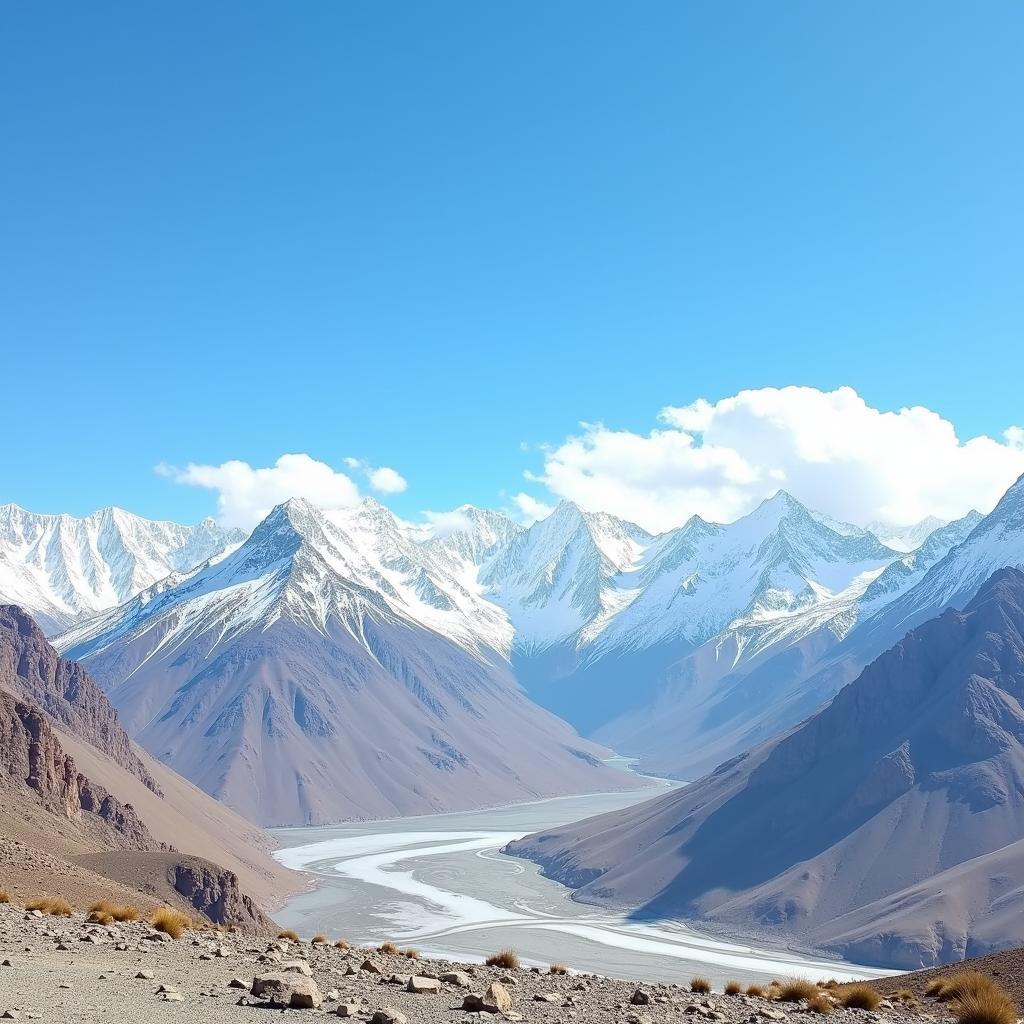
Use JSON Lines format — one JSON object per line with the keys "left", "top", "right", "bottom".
{"left": 170, "top": 858, "right": 274, "bottom": 930}
{"left": 0, "top": 604, "right": 159, "bottom": 794}
{"left": 0, "top": 689, "right": 155, "bottom": 850}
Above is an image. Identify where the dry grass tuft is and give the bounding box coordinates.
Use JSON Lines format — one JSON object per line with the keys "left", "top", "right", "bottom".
{"left": 150, "top": 906, "right": 190, "bottom": 939}
{"left": 334, "top": 939, "right": 351, "bottom": 950}
{"left": 88, "top": 900, "right": 138, "bottom": 923}
{"left": 724, "top": 980, "right": 743, "bottom": 995}
{"left": 277, "top": 929, "right": 300, "bottom": 943}
{"left": 952, "top": 983, "right": 1017, "bottom": 1024}
{"left": 691, "top": 977, "right": 712, "bottom": 994}
{"left": 926, "top": 979, "right": 949, "bottom": 998}
{"left": 549, "top": 964, "right": 568, "bottom": 976}
{"left": 485, "top": 949, "right": 521, "bottom": 970}
{"left": 939, "top": 974, "right": 1000, "bottom": 1004}
{"left": 404, "top": 948, "right": 420, "bottom": 959}
{"left": 378, "top": 941, "right": 400, "bottom": 955}
{"left": 807, "top": 993, "right": 834, "bottom": 1015}
{"left": 26, "top": 896, "right": 72, "bottom": 916}
{"left": 841, "top": 985, "right": 880, "bottom": 1011}
{"left": 0, "top": 890, "right": 9, "bottom": 904}
{"left": 310, "top": 934, "right": 327, "bottom": 945}
{"left": 777, "top": 979, "right": 820, "bottom": 1003}
{"left": 746, "top": 984, "right": 767, "bottom": 998}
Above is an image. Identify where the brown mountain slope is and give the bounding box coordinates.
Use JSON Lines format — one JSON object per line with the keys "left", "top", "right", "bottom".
{"left": 0, "top": 605, "right": 300, "bottom": 919}
{"left": 0, "top": 604, "right": 157, "bottom": 792}
{"left": 509, "top": 567, "right": 1024, "bottom": 969}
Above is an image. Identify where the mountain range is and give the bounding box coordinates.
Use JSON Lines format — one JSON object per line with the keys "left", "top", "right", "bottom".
{"left": 508, "top": 567, "right": 1024, "bottom": 970}
{"left": 0, "top": 503, "right": 244, "bottom": 633}
{"left": 4, "top": 476, "right": 1024, "bottom": 832}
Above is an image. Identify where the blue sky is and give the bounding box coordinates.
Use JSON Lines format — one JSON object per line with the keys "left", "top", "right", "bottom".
{"left": 2, "top": 2, "right": 1023, "bottom": 531}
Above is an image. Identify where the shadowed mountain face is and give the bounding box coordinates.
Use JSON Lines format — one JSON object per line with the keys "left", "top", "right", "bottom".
{"left": 508, "top": 567, "right": 1024, "bottom": 970}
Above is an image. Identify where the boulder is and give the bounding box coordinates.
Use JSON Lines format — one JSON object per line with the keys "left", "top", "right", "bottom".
{"left": 251, "top": 972, "right": 323, "bottom": 1009}
{"left": 407, "top": 976, "right": 441, "bottom": 993}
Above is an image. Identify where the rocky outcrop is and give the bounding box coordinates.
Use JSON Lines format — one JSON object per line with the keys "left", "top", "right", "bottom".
{"left": 0, "top": 605, "right": 159, "bottom": 793}
{"left": 169, "top": 857, "right": 274, "bottom": 930}
{"left": 0, "top": 688, "right": 155, "bottom": 849}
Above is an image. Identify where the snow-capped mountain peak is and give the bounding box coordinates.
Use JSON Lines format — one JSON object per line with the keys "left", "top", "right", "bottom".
{"left": 0, "top": 502, "right": 244, "bottom": 633}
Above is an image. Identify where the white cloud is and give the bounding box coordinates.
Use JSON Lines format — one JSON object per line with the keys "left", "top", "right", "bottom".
{"left": 527, "top": 386, "right": 1024, "bottom": 533}
{"left": 420, "top": 508, "right": 474, "bottom": 539}
{"left": 160, "top": 453, "right": 365, "bottom": 529}
{"left": 512, "top": 492, "right": 555, "bottom": 525}
{"left": 344, "top": 458, "right": 408, "bottom": 494}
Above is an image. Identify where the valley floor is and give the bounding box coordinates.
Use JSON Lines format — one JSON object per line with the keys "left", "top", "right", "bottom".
{"left": 0, "top": 902, "right": 958, "bottom": 1024}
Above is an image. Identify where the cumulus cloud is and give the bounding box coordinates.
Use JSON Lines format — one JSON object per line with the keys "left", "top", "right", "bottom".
{"left": 527, "top": 386, "right": 1024, "bottom": 533}
{"left": 160, "top": 453, "right": 368, "bottom": 529}
{"left": 343, "top": 458, "right": 408, "bottom": 494}
{"left": 512, "top": 492, "right": 555, "bottom": 525}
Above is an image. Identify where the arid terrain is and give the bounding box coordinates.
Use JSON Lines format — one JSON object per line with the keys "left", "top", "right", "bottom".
{"left": 0, "top": 898, "right": 990, "bottom": 1024}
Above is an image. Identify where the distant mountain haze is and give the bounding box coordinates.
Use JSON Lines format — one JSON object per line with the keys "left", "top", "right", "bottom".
{"left": 508, "top": 567, "right": 1024, "bottom": 970}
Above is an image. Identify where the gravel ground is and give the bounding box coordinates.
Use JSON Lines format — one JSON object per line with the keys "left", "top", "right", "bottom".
{"left": 0, "top": 903, "right": 956, "bottom": 1024}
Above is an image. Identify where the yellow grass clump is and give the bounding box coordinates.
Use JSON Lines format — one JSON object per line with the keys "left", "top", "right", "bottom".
{"left": 378, "top": 941, "right": 400, "bottom": 955}
{"left": 691, "top": 977, "right": 712, "bottom": 994}
{"left": 841, "top": 985, "right": 881, "bottom": 1011}
{"left": 808, "top": 993, "right": 834, "bottom": 1015}
{"left": 88, "top": 900, "right": 138, "bottom": 923}
{"left": 26, "top": 896, "right": 72, "bottom": 916}
{"left": 952, "top": 984, "right": 1017, "bottom": 1024}
{"left": 939, "top": 974, "right": 999, "bottom": 1004}
{"left": 150, "top": 906, "right": 190, "bottom": 939}
{"left": 747, "top": 984, "right": 767, "bottom": 998}
{"left": 485, "top": 949, "right": 521, "bottom": 969}
{"left": 724, "top": 980, "right": 743, "bottom": 995}
{"left": 404, "top": 948, "right": 420, "bottom": 959}
{"left": 277, "top": 929, "right": 300, "bottom": 942}
{"left": 549, "top": 964, "right": 569, "bottom": 976}
{"left": 777, "top": 978, "right": 820, "bottom": 1003}
{"left": 310, "top": 934, "right": 327, "bottom": 945}
{"left": 926, "top": 979, "right": 949, "bottom": 997}
{"left": 0, "top": 890, "right": 11, "bottom": 904}
{"left": 334, "top": 939, "right": 351, "bottom": 950}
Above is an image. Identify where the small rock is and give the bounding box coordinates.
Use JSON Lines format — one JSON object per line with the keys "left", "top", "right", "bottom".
{"left": 280, "top": 959, "right": 312, "bottom": 976}
{"left": 228, "top": 978, "right": 247, "bottom": 989}
{"left": 336, "top": 1005, "right": 361, "bottom": 1018}
{"left": 407, "top": 976, "right": 441, "bottom": 993}
{"left": 161, "top": 992, "right": 185, "bottom": 1002}
{"left": 632, "top": 988, "right": 652, "bottom": 1005}
{"left": 369, "top": 1009, "right": 407, "bottom": 1024}
{"left": 360, "top": 959, "right": 382, "bottom": 974}
{"left": 441, "top": 970, "right": 472, "bottom": 987}
{"left": 136, "top": 971, "right": 154, "bottom": 980}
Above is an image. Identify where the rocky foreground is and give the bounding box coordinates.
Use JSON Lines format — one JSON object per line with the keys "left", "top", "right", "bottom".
{"left": 0, "top": 902, "right": 958, "bottom": 1024}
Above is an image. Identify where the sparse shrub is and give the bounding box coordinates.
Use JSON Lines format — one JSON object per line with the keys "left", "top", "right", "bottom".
{"left": 777, "top": 979, "right": 819, "bottom": 1003}
{"left": 952, "top": 983, "right": 1017, "bottom": 1024}
{"left": 841, "top": 985, "right": 881, "bottom": 1011}
{"left": 747, "top": 984, "right": 767, "bottom": 998}
{"left": 939, "top": 974, "right": 999, "bottom": 1004}
{"left": 691, "top": 977, "right": 712, "bottom": 994}
{"left": 808, "top": 993, "right": 834, "bottom": 1015}
{"left": 486, "top": 949, "right": 521, "bottom": 970}
{"left": 0, "top": 890, "right": 10, "bottom": 904}
{"left": 311, "top": 934, "right": 327, "bottom": 945}
{"left": 378, "top": 941, "right": 400, "bottom": 955}
{"left": 26, "top": 896, "right": 72, "bottom": 917}
{"left": 150, "top": 906, "right": 190, "bottom": 939}
{"left": 88, "top": 910, "right": 114, "bottom": 925}
{"left": 404, "top": 948, "right": 420, "bottom": 959}
{"left": 724, "top": 980, "right": 743, "bottom": 995}
{"left": 88, "top": 899, "right": 114, "bottom": 915}
{"left": 277, "top": 929, "right": 300, "bottom": 943}
{"left": 926, "top": 979, "right": 949, "bottom": 998}
{"left": 549, "top": 964, "right": 569, "bottom": 976}
{"left": 111, "top": 905, "right": 139, "bottom": 922}
{"left": 334, "top": 938, "right": 351, "bottom": 949}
